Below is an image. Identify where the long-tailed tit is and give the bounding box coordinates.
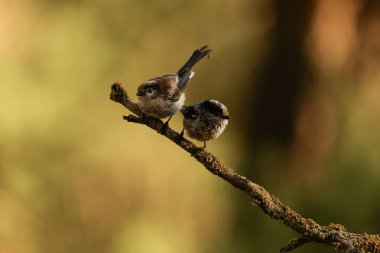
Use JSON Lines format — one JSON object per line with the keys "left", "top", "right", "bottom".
{"left": 136, "top": 45, "right": 211, "bottom": 131}
{"left": 180, "top": 100, "right": 229, "bottom": 149}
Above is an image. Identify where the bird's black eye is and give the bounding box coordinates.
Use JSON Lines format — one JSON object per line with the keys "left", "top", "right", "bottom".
{"left": 147, "top": 88, "right": 153, "bottom": 94}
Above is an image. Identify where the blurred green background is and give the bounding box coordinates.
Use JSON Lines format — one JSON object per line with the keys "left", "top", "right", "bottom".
{"left": 1, "top": 0, "right": 379, "bottom": 252}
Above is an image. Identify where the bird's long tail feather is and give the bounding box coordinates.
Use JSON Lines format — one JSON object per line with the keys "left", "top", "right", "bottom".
{"left": 177, "top": 45, "right": 211, "bottom": 78}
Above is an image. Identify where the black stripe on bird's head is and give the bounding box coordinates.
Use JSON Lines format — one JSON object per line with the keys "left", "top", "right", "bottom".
{"left": 201, "top": 100, "right": 229, "bottom": 120}
{"left": 136, "top": 82, "right": 160, "bottom": 97}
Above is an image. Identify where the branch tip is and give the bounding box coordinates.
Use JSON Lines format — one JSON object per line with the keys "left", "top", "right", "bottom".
{"left": 280, "top": 237, "right": 311, "bottom": 252}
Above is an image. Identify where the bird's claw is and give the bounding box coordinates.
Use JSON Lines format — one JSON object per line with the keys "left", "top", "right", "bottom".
{"left": 160, "top": 122, "right": 169, "bottom": 134}
{"left": 175, "top": 130, "right": 185, "bottom": 144}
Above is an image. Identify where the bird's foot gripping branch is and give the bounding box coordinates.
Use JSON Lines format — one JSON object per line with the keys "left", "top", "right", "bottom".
{"left": 110, "top": 82, "right": 380, "bottom": 253}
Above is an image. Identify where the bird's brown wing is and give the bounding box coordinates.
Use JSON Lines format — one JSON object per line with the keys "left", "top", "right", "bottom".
{"left": 151, "top": 74, "right": 180, "bottom": 100}
{"left": 172, "top": 71, "right": 194, "bottom": 101}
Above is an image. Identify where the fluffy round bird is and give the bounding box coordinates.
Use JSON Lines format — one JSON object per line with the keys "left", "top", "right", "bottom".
{"left": 180, "top": 100, "right": 229, "bottom": 149}
{"left": 136, "top": 45, "right": 211, "bottom": 131}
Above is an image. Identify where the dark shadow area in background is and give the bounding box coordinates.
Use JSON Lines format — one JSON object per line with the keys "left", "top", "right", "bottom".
{"left": 230, "top": 0, "right": 380, "bottom": 252}
{"left": 230, "top": 1, "right": 316, "bottom": 251}
{"left": 249, "top": 0, "right": 315, "bottom": 147}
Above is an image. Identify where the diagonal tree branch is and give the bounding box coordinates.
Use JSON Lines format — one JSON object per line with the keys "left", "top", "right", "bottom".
{"left": 110, "top": 82, "right": 380, "bottom": 253}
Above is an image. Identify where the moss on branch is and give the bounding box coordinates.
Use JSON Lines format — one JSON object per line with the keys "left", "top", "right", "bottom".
{"left": 110, "top": 82, "right": 380, "bottom": 253}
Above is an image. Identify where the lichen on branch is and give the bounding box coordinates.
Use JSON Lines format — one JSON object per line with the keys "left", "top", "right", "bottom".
{"left": 110, "top": 82, "right": 380, "bottom": 253}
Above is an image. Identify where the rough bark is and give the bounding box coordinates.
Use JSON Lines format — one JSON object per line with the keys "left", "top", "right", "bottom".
{"left": 110, "top": 82, "right": 380, "bottom": 253}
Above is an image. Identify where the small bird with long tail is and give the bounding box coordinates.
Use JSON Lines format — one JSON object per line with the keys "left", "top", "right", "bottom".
{"left": 136, "top": 45, "right": 211, "bottom": 132}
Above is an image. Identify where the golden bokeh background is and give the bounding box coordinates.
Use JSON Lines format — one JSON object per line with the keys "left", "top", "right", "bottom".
{"left": 1, "top": 0, "right": 379, "bottom": 252}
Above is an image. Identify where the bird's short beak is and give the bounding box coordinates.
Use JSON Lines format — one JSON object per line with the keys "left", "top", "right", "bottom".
{"left": 136, "top": 91, "right": 144, "bottom": 96}
{"left": 223, "top": 115, "right": 230, "bottom": 120}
